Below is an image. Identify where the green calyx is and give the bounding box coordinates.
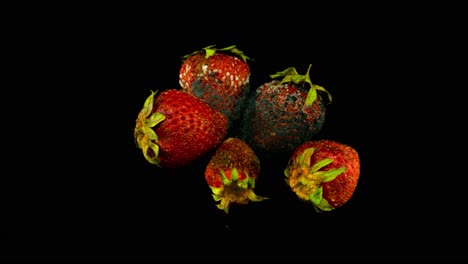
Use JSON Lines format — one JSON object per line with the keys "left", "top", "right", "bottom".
{"left": 284, "top": 147, "right": 345, "bottom": 212}
{"left": 182, "top": 44, "right": 253, "bottom": 62}
{"left": 220, "top": 167, "right": 256, "bottom": 189}
{"left": 210, "top": 167, "right": 268, "bottom": 213}
{"left": 270, "top": 64, "right": 332, "bottom": 106}
{"left": 134, "top": 90, "right": 166, "bottom": 167}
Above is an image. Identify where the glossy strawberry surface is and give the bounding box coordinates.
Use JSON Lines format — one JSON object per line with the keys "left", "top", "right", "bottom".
{"left": 134, "top": 89, "right": 228, "bottom": 168}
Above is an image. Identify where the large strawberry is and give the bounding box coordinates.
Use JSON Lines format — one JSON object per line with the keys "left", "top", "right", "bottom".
{"left": 241, "top": 64, "right": 332, "bottom": 155}
{"left": 284, "top": 139, "right": 360, "bottom": 212}
{"left": 179, "top": 45, "right": 252, "bottom": 126}
{"left": 205, "top": 137, "right": 268, "bottom": 213}
{"left": 134, "top": 89, "right": 228, "bottom": 168}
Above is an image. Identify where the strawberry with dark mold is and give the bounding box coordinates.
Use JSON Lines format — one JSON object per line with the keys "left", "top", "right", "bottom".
{"left": 284, "top": 139, "right": 360, "bottom": 212}
{"left": 134, "top": 89, "right": 228, "bottom": 168}
{"left": 205, "top": 137, "right": 268, "bottom": 213}
{"left": 241, "top": 64, "right": 332, "bottom": 156}
{"left": 179, "top": 45, "right": 252, "bottom": 126}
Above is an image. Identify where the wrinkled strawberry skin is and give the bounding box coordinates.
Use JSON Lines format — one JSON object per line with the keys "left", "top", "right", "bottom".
{"left": 242, "top": 80, "right": 326, "bottom": 155}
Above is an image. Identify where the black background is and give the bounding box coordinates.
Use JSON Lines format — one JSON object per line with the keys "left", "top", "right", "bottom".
{"left": 4, "top": 4, "right": 466, "bottom": 261}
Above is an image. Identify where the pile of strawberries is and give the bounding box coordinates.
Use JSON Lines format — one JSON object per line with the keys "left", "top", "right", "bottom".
{"left": 134, "top": 45, "right": 360, "bottom": 214}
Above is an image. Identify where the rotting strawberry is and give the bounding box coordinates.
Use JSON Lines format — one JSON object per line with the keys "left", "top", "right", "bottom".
{"left": 241, "top": 64, "right": 332, "bottom": 156}
{"left": 134, "top": 89, "right": 228, "bottom": 168}
{"left": 284, "top": 139, "right": 360, "bottom": 212}
{"left": 205, "top": 137, "right": 268, "bottom": 213}
{"left": 179, "top": 45, "right": 252, "bottom": 126}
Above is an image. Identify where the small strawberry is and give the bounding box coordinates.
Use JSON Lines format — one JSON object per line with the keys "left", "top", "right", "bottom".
{"left": 179, "top": 45, "right": 252, "bottom": 125}
{"left": 205, "top": 137, "right": 268, "bottom": 213}
{"left": 284, "top": 139, "right": 360, "bottom": 212}
{"left": 241, "top": 64, "right": 332, "bottom": 155}
{"left": 134, "top": 89, "right": 228, "bottom": 168}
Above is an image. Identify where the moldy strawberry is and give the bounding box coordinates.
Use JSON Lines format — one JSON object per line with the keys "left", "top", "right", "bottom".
{"left": 179, "top": 45, "right": 252, "bottom": 126}
{"left": 241, "top": 64, "right": 332, "bottom": 156}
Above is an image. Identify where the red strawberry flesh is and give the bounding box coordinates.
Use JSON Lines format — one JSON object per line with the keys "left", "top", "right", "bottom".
{"left": 134, "top": 89, "right": 228, "bottom": 168}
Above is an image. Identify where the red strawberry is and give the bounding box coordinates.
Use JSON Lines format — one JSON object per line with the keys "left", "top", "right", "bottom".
{"left": 241, "top": 64, "right": 332, "bottom": 155}
{"left": 205, "top": 137, "right": 268, "bottom": 213}
{"left": 284, "top": 139, "right": 360, "bottom": 212}
{"left": 179, "top": 45, "right": 252, "bottom": 125}
{"left": 134, "top": 89, "right": 228, "bottom": 168}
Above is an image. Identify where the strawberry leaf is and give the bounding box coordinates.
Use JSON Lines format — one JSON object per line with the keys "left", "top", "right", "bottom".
{"left": 310, "top": 187, "right": 335, "bottom": 211}
{"left": 146, "top": 142, "right": 160, "bottom": 165}
{"left": 248, "top": 177, "right": 256, "bottom": 188}
{"left": 218, "top": 45, "right": 253, "bottom": 62}
{"left": 145, "top": 112, "right": 165, "bottom": 128}
{"left": 296, "top": 147, "right": 316, "bottom": 167}
{"left": 220, "top": 170, "right": 230, "bottom": 185}
{"left": 143, "top": 90, "right": 156, "bottom": 110}
{"left": 181, "top": 45, "right": 216, "bottom": 60}
{"left": 310, "top": 186, "right": 323, "bottom": 204}
{"left": 231, "top": 167, "right": 239, "bottom": 181}
{"left": 305, "top": 88, "right": 317, "bottom": 106}
{"left": 315, "top": 167, "right": 346, "bottom": 182}
{"left": 247, "top": 191, "right": 269, "bottom": 202}
{"left": 313, "top": 84, "right": 332, "bottom": 104}
{"left": 315, "top": 198, "right": 335, "bottom": 212}
{"left": 203, "top": 45, "right": 217, "bottom": 58}
{"left": 141, "top": 126, "right": 157, "bottom": 141}
{"left": 134, "top": 90, "right": 165, "bottom": 167}
{"left": 139, "top": 90, "right": 157, "bottom": 117}
{"left": 310, "top": 158, "right": 334, "bottom": 173}
{"left": 210, "top": 186, "right": 222, "bottom": 196}
{"left": 238, "top": 177, "right": 249, "bottom": 189}
{"left": 182, "top": 44, "right": 253, "bottom": 62}
{"left": 212, "top": 194, "right": 222, "bottom": 201}
{"left": 270, "top": 67, "right": 299, "bottom": 79}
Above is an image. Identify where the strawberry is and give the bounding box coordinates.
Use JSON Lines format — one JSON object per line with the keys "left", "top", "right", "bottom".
{"left": 241, "top": 64, "right": 332, "bottom": 155}
{"left": 134, "top": 89, "right": 228, "bottom": 168}
{"left": 205, "top": 137, "right": 268, "bottom": 213}
{"left": 284, "top": 139, "right": 360, "bottom": 212}
{"left": 179, "top": 45, "right": 252, "bottom": 125}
